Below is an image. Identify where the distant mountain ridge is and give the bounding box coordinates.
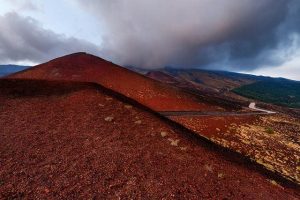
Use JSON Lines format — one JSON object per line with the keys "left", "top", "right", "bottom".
{"left": 2, "top": 62, "right": 299, "bottom": 109}
{"left": 0, "top": 65, "right": 31, "bottom": 77}
{"left": 233, "top": 79, "right": 300, "bottom": 108}
{"left": 141, "top": 67, "right": 300, "bottom": 109}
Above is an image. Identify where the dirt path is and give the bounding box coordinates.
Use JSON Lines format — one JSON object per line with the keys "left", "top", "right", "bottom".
{"left": 249, "top": 102, "right": 277, "bottom": 114}
{"left": 159, "top": 110, "right": 273, "bottom": 117}
{"left": 159, "top": 102, "right": 277, "bottom": 117}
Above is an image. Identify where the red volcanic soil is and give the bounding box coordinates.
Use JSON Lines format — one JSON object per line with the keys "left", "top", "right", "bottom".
{"left": 0, "top": 79, "right": 299, "bottom": 199}
{"left": 147, "top": 71, "right": 207, "bottom": 92}
{"left": 146, "top": 71, "right": 246, "bottom": 110}
{"left": 169, "top": 115, "right": 258, "bottom": 138}
{"left": 169, "top": 115, "right": 300, "bottom": 184}
{"left": 147, "top": 71, "right": 183, "bottom": 84}
{"left": 9, "top": 53, "right": 224, "bottom": 112}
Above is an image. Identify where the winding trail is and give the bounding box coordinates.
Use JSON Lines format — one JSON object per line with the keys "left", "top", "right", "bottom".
{"left": 160, "top": 103, "right": 276, "bottom": 117}
{"left": 248, "top": 102, "right": 277, "bottom": 114}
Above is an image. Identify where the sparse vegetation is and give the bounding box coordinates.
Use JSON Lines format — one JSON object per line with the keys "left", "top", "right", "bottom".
{"left": 265, "top": 127, "right": 274, "bottom": 134}
{"left": 233, "top": 79, "right": 300, "bottom": 108}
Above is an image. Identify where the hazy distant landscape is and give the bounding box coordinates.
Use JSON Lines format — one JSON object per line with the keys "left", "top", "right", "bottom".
{"left": 0, "top": 65, "right": 30, "bottom": 77}
{"left": 233, "top": 79, "right": 300, "bottom": 108}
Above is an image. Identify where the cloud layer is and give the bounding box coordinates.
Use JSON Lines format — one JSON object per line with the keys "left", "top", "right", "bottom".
{"left": 0, "top": 12, "right": 99, "bottom": 64}
{"left": 77, "top": 0, "right": 300, "bottom": 70}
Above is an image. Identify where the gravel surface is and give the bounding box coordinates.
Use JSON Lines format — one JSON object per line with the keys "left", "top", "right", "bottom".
{"left": 0, "top": 79, "right": 299, "bottom": 199}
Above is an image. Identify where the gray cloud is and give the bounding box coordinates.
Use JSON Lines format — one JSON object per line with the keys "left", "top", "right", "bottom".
{"left": 6, "top": 0, "right": 39, "bottom": 12}
{"left": 77, "top": 0, "right": 300, "bottom": 70}
{"left": 0, "top": 12, "right": 100, "bottom": 64}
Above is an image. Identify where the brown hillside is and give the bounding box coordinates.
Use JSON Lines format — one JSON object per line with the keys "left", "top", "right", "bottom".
{"left": 10, "top": 53, "right": 224, "bottom": 112}
{"left": 0, "top": 79, "right": 299, "bottom": 199}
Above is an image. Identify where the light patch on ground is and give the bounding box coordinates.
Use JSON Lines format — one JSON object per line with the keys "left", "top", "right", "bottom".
{"left": 212, "top": 114, "right": 300, "bottom": 184}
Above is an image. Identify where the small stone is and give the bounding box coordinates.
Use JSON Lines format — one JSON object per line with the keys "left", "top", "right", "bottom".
{"left": 168, "top": 138, "right": 180, "bottom": 146}
{"left": 125, "top": 105, "right": 133, "bottom": 109}
{"left": 216, "top": 128, "right": 221, "bottom": 132}
{"left": 98, "top": 104, "right": 105, "bottom": 107}
{"left": 44, "top": 188, "right": 50, "bottom": 193}
{"left": 204, "top": 164, "right": 213, "bottom": 172}
{"left": 160, "top": 131, "right": 168, "bottom": 137}
{"left": 104, "top": 117, "right": 114, "bottom": 122}
{"left": 105, "top": 97, "right": 113, "bottom": 101}
{"left": 218, "top": 173, "right": 224, "bottom": 179}
{"left": 135, "top": 120, "right": 142, "bottom": 124}
{"left": 270, "top": 180, "right": 279, "bottom": 186}
{"left": 180, "top": 147, "right": 187, "bottom": 151}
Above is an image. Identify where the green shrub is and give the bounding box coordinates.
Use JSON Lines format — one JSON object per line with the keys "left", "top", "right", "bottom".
{"left": 265, "top": 127, "right": 274, "bottom": 134}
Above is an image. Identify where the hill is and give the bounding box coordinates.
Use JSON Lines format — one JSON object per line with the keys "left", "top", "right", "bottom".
{"left": 9, "top": 53, "right": 225, "bottom": 112}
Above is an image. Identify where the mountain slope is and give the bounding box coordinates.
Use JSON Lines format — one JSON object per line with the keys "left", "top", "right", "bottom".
{"left": 150, "top": 68, "right": 259, "bottom": 93}
{"left": 9, "top": 53, "right": 225, "bottom": 112}
{"left": 145, "top": 68, "right": 300, "bottom": 110}
{"left": 1, "top": 78, "right": 299, "bottom": 198}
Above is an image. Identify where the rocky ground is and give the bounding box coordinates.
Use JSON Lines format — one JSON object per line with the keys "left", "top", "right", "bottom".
{"left": 0, "top": 79, "right": 299, "bottom": 199}
{"left": 170, "top": 114, "right": 300, "bottom": 185}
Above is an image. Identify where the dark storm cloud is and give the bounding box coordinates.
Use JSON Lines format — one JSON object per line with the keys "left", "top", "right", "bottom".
{"left": 0, "top": 12, "right": 99, "bottom": 64}
{"left": 77, "top": 0, "right": 300, "bottom": 70}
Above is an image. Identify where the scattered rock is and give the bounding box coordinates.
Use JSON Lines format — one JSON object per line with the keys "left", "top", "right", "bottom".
{"left": 104, "top": 116, "right": 114, "bottom": 122}
{"left": 216, "top": 128, "right": 221, "bottom": 132}
{"left": 204, "top": 164, "right": 213, "bottom": 172}
{"left": 98, "top": 104, "right": 105, "bottom": 107}
{"left": 135, "top": 120, "right": 142, "bottom": 124}
{"left": 269, "top": 180, "right": 279, "bottom": 186}
{"left": 180, "top": 147, "right": 187, "bottom": 151}
{"left": 105, "top": 97, "right": 113, "bottom": 101}
{"left": 168, "top": 138, "right": 180, "bottom": 146}
{"left": 218, "top": 173, "right": 224, "bottom": 179}
{"left": 160, "top": 131, "right": 168, "bottom": 137}
{"left": 124, "top": 105, "right": 133, "bottom": 109}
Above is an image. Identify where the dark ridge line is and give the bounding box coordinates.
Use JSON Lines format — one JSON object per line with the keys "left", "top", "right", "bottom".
{"left": 1, "top": 78, "right": 299, "bottom": 191}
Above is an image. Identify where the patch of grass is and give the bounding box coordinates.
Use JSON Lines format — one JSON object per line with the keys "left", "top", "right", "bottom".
{"left": 233, "top": 79, "right": 300, "bottom": 108}
{"left": 265, "top": 127, "right": 274, "bottom": 134}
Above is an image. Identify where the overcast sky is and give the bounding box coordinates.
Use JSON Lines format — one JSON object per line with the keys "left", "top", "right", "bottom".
{"left": 0, "top": 0, "right": 299, "bottom": 80}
